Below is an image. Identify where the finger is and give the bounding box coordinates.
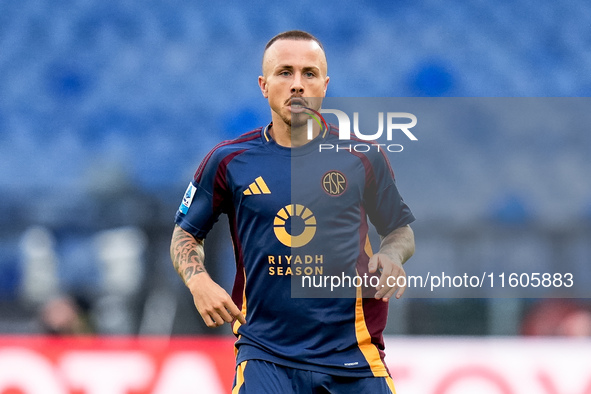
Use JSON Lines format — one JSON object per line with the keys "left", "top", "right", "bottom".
{"left": 225, "top": 302, "right": 247, "bottom": 325}
{"left": 375, "top": 268, "right": 404, "bottom": 300}
{"left": 395, "top": 283, "right": 406, "bottom": 299}
{"left": 381, "top": 283, "right": 399, "bottom": 301}
{"left": 217, "top": 305, "right": 235, "bottom": 323}
{"left": 210, "top": 312, "right": 225, "bottom": 326}
{"left": 195, "top": 301, "right": 224, "bottom": 327}
{"left": 201, "top": 305, "right": 226, "bottom": 327}
{"left": 368, "top": 255, "right": 379, "bottom": 274}
{"left": 200, "top": 312, "right": 218, "bottom": 328}
{"left": 375, "top": 265, "right": 394, "bottom": 293}
{"left": 235, "top": 311, "right": 247, "bottom": 325}
{"left": 375, "top": 280, "right": 398, "bottom": 300}
{"left": 375, "top": 281, "right": 395, "bottom": 300}
{"left": 384, "top": 274, "right": 407, "bottom": 300}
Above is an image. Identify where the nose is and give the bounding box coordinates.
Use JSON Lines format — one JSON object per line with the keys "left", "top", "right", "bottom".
{"left": 290, "top": 72, "right": 304, "bottom": 95}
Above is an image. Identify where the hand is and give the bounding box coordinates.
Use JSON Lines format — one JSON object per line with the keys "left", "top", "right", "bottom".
{"left": 368, "top": 253, "right": 407, "bottom": 301}
{"left": 186, "top": 273, "right": 246, "bottom": 328}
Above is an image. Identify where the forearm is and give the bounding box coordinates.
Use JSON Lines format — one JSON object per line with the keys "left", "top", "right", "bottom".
{"left": 378, "top": 224, "right": 415, "bottom": 265}
{"left": 170, "top": 224, "right": 206, "bottom": 285}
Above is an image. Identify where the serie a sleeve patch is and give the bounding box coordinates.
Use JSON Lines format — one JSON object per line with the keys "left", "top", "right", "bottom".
{"left": 179, "top": 182, "right": 197, "bottom": 214}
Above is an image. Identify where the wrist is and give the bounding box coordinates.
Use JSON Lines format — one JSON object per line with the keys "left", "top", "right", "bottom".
{"left": 377, "top": 249, "right": 404, "bottom": 267}
{"left": 185, "top": 271, "right": 209, "bottom": 291}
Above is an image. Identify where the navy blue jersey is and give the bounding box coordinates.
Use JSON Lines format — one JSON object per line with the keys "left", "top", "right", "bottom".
{"left": 175, "top": 124, "right": 414, "bottom": 377}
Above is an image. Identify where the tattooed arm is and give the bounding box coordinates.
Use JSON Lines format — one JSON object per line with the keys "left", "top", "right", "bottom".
{"left": 171, "top": 224, "right": 206, "bottom": 282}
{"left": 170, "top": 224, "right": 246, "bottom": 328}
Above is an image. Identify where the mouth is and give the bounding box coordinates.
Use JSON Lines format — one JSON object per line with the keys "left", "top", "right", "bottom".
{"left": 287, "top": 97, "right": 308, "bottom": 113}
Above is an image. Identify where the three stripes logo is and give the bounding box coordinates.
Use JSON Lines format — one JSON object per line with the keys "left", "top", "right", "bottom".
{"left": 242, "top": 176, "right": 317, "bottom": 247}
{"left": 243, "top": 176, "right": 271, "bottom": 195}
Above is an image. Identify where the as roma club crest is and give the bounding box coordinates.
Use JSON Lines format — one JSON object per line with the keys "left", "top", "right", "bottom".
{"left": 321, "top": 171, "right": 347, "bottom": 197}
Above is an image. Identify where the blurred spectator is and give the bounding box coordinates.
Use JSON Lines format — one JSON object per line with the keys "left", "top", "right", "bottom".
{"left": 520, "top": 299, "right": 591, "bottom": 337}
{"left": 19, "top": 226, "right": 60, "bottom": 305}
{"left": 39, "top": 295, "right": 93, "bottom": 335}
{"left": 92, "top": 226, "right": 147, "bottom": 334}
{"left": 17, "top": 225, "right": 147, "bottom": 335}
{"left": 556, "top": 310, "right": 591, "bottom": 337}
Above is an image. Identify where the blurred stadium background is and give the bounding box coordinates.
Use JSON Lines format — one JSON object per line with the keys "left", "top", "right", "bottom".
{"left": 1, "top": 0, "right": 591, "bottom": 392}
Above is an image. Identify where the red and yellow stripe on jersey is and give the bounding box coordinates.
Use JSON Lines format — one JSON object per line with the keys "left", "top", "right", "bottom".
{"left": 176, "top": 124, "right": 414, "bottom": 378}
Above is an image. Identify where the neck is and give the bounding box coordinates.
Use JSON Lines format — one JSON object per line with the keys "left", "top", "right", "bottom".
{"left": 269, "top": 118, "right": 321, "bottom": 148}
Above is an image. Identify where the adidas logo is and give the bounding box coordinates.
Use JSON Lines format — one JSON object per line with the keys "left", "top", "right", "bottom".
{"left": 243, "top": 176, "right": 271, "bottom": 195}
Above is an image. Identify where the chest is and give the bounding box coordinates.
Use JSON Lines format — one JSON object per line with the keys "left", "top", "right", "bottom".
{"left": 226, "top": 152, "right": 368, "bottom": 221}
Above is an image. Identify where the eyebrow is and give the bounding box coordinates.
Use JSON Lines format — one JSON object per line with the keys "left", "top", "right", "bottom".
{"left": 275, "top": 65, "right": 321, "bottom": 73}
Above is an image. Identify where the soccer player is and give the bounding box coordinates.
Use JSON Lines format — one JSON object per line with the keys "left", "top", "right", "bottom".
{"left": 171, "top": 30, "right": 415, "bottom": 393}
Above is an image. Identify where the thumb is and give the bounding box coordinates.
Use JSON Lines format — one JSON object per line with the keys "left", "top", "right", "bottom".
{"left": 368, "top": 255, "right": 379, "bottom": 273}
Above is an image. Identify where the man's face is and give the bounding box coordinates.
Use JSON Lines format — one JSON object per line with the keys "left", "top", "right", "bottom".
{"left": 259, "top": 39, "right": 329, "bottom": 128}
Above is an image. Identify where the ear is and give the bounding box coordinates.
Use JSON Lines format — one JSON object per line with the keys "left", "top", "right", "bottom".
{"left": 258, "top": 76, "right": 268, "bottom": 98}
{"left": 323, "top": 76, "right": 330, "bottom": 95}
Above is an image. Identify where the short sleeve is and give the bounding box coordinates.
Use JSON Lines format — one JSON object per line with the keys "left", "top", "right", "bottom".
{"left": 363, "top": 151, "right": 415, "bottom": 236}
{"left": 174, "top": 146, "right": 232, "bottom": 239}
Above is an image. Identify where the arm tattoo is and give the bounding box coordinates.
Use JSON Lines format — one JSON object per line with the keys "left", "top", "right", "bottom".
{"left": 171, "top": 225, "right": 206, "bottom": 284}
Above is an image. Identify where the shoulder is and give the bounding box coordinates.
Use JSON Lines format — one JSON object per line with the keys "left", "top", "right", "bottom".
{"left": 326, "top": 126, "right": 395, "bottom": 179}
{"left": 194, "top": 128, "right": 264, "bottom": 182}
{"left": 210, "top": 128, "right": 264, "bottom": 157}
